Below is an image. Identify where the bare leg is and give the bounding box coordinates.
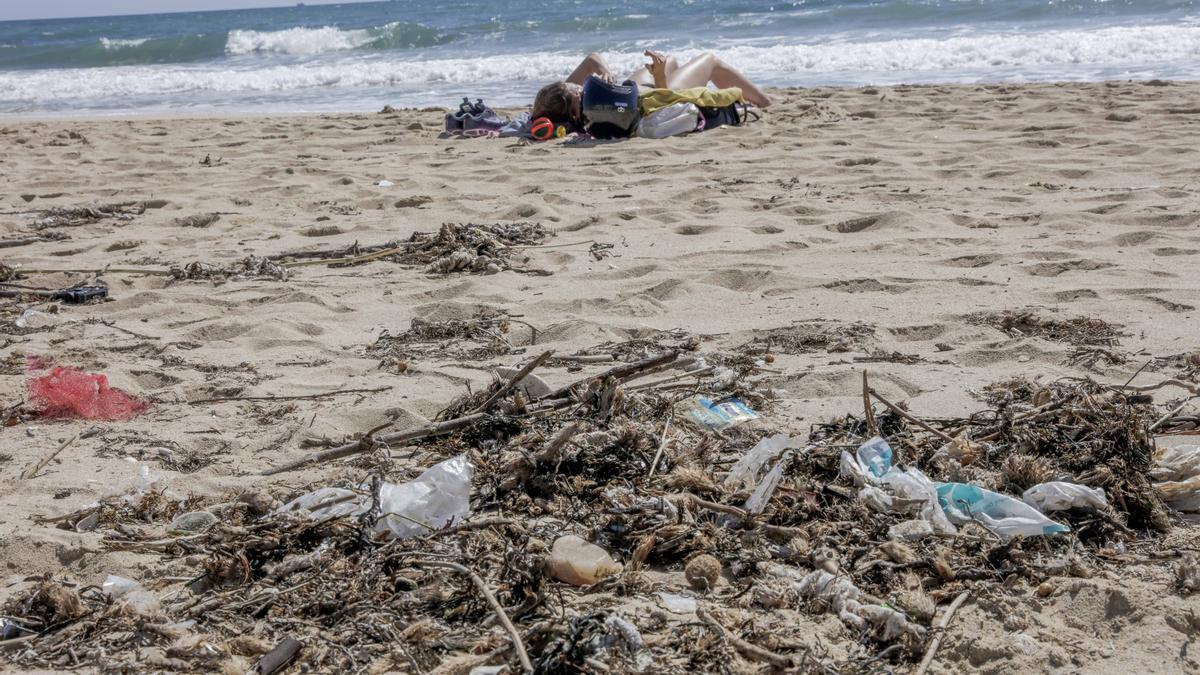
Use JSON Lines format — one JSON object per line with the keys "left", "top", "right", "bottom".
{"left": 565, "top": 53, "right": 614, "bottom": 85}
{"left": 667, "top": 52, "right": 772, "bottom": 107}
{"left": 627, "top": 56, "right": 678, "bottom": 87}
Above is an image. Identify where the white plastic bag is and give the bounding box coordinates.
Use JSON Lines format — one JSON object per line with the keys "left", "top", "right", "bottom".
{"left": 376, "top": 455, "right": 473, "bottom": 538}
{"left": 937, "top": 483, "right": 1068, "bottom": 539}
{"left": 278, "top": 455, "right": 473, "bottom": 538}
{"left": 637, "top": 103, "right": 700, "bottom": 139}
{"left": 102, "top": 574, "right": 160, "bottom": 614}
{"left": 743, "top": 461, "right": 785, "bottom": 515}
{"left": 726, "top": 434, "right": 804, "bottom": 489}
{"left": 1022, "top": 482, "right": 1107, "bottom": 512}
{"left": 884, "top": 467, "right": 957, "bottom": 535}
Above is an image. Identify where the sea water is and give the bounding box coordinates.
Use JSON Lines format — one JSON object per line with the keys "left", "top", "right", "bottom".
{"left": 0, "top": 0, "right": 1198, "bottom": 115}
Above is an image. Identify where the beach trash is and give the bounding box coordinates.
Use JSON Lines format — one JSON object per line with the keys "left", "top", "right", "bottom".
{"left": 680, "top": 396, "right": 758, "bottom": 430}
{"left": 168, "top": 511, "right": 218, "bottom": 534}
{"left": 277, "top": 455, "right": 473, "bottom": 538}
{"left": 656, "top": 592, "right": 697, "bottom": 614}
{"left": 888, "top": 519, "right": 935, "bottom": 542}
{"left": 839, "top": 436, "right": 896, "bottom": 485}
{"left": 725, "top": 433, "right": 804, "bottom": 488}
{"left": 27, "top": 366, "right": 149, "bottom": 421}
{"left": 15, "top": 309, "right": 59, "bottom": 329}
{"left": 375, "top": 454, "right": 472, "bottom": 538}
{"left": 937, "top": 483, "right": 1068, "bottom": 539}
{"left": 1022, "top": 482, "right": 1107, "bottom": 512}
{"left": 549, "top": 535, "right": 622, "bottom": 585}
{"left": 101, "top": 574, "right": 160, "bottom": 614}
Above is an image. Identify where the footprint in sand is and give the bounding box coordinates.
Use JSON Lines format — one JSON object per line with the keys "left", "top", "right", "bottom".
{"left": 674, "top": 224, "right": 717, "bottom": 235}
{"left": 828, "top": 215, "right": 880, "bottom": 233}
{"left": 750, "top": 225, "right": 785, "bottom": 235}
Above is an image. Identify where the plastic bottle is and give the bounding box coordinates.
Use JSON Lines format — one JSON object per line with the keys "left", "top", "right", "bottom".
{"left": 549, "top": 535, "right": 622, "bottom": 585}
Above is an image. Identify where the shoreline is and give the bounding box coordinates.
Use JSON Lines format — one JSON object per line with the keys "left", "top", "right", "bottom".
{"left": 0, "top": 77, "right": 1196, "bottom": 122}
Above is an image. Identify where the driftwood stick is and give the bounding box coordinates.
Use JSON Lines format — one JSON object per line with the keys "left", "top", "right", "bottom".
{"left": 555, "top": 354, "right": 615, "bottom": 364}
{"left": 697, "top": 607, "right": 800, "bottom": 668}
{"left": 647, "top": 413, "right": 673, "bottom": 477}
{"left": 672, "top": 494, "right": 805, "bottom": 538}
{"left": 190, "top": 386, "right": 390, "bottom": 405}
{"left": 411, "top": 560, "right": 533, "bottom": 673}
{"left": 16, "top": 267, "right": 173, "bottom": 276}
{"left": 0, "top": 236, "right": 56, "bottom": 249}
{"left": 1150, "top": 396, "right": 1196, "bottom": 432}
{"left": 543, "top": 351, "right": 678, "bottom": 400}
{"left": 472, "top": 350, "right": 554, "bottom": 414}
{"left": 283, "top": 245, "right": 409, "bottom": 269}
{"left": 262, "top": 397, "right": 575, "bottom": 475}
{"left": 869, "top": 388, "right": 955, "bottom": 443}
{"left": 914, "top": 591, "right": 970, "bottom": 675}
{"left": 262, "top": 412, "right": 486, "bottom": 476}
{"left": 862, "top": 371, "right": 879, "bottom": 436}
{"left": 21, "top": 431, "right": 81, "bottom": 479}
{"left": 628, "top": 367, "right": 715, "bottom": 392}
{"left": 1117, "top": 379, "right": 1199, "bottom": 395}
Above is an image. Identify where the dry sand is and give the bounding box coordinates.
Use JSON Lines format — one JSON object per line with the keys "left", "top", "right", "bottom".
{"left": 1, "top": 80, "right": 1199, "bottom": 672}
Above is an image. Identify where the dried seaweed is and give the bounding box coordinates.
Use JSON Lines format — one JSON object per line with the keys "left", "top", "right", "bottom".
{"left": 170, "top": 256, "right": 289, "bottom": 282}
{"left": 739, "top": 320, "right": 877, "bottom": 355}
{"left": 970, "top": 310, "right": 1124, "bottom": 346}
{"left": 276, "top": 221, "right": 552, "bottom": 275}
{"left": 369, "top": 310, "right": 518, "bottom": 363}
{"left": 30, "top": 200, "right": 167, "bottom": 230}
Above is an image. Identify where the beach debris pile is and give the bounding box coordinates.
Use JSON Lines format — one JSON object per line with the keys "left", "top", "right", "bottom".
{"left": 272, "top": 221, "right": 551, "bottom": 275}
{"left": 29, "top": 200, "right": 168, "bottom": 230}
{"left": 969, "top": 310, "right": 1124, "bottom": 347}
{"left": 3, "top": 338, "right": 1198, "bottom": 673}
{"left": 170, "top": 255, "right": 289, "bottom": 282}
{"left": 369, "top": 310, "right": 532, "bottom": 365}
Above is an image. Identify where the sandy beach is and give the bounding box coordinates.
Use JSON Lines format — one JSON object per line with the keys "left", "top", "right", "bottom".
{"left": 2, "top": 80, "right": 1199, "bottom": 672}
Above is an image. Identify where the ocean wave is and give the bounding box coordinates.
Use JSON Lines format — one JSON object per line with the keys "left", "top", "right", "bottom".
{"left": 225, "top": 22, "right": 450, "bottom": 56}
{"left": 100, "top": 38, "right": 149, "bottom": 50}
{"left": 0, "top": 33, "right": 229, "bottom": 70}
{"left": 2, "top": 22, "right": 1198, "bottom": 107}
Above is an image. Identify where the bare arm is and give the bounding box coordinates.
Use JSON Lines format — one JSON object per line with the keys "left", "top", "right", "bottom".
{"left": 565, "top": 52, "right": 614, "bottom": 85}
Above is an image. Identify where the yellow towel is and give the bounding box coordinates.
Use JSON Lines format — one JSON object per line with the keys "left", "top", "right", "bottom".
{"left": 638, "top": 86, "right": 744, "bottom": 116}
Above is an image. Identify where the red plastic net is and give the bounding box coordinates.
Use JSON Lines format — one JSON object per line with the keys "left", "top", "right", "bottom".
{"left": 27, "top": 366, "right": 149, "bottom": 421}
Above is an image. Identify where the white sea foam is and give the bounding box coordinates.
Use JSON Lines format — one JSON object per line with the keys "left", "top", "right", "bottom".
{"left": 3, "top": 23, "right": 1199, "bottom": 110}
{"left": 225, "top": 26, "right": 374, "bottom": 56}
{"left": 100, "top": 38, "right": 150, "bottom": 50}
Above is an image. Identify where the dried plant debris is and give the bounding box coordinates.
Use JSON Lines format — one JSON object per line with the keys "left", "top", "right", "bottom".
{"left": 739, "top": 320, "right": 877, "bottom": 356}
{"left": 30, "top": 200, "right": 168, "bottom": 230}
{"left": 6, "top": 341, "right": 1198, "bottom": 673}
{"left": 170, "top": 256, "right": 288, "bottom": 282}
{"left": 370, "top": 310, "right": 520, "bottom": 362}
{"left": 969, "top": 310, "right": 1124, "bottom": 346}
{"left": 276, "top": 221, "right": 552, "bottom": 275}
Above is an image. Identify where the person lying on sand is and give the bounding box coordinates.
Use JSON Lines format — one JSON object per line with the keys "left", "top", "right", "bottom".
{"left": 532, "top": 50, "right": 772, "bottom": 131}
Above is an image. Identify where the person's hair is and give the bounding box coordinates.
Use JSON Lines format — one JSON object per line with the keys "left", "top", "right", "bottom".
{"left": 532, "top": 81, "right": 574, "bottom": 123}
